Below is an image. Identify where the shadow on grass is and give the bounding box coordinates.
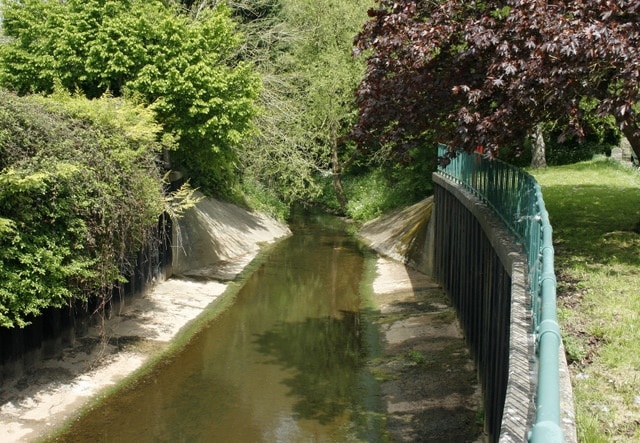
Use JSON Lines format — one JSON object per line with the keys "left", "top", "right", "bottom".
{"left": 539, "top": 183, "right": 640, "bottom": 267}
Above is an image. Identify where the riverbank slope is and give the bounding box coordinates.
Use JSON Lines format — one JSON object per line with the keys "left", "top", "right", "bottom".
{"left": 2, "top": 196, "right": 483, "bottom": 442}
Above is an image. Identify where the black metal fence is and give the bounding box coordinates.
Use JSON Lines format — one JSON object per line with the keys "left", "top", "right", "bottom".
{"left": 435, "top": 148, "right": 564, "bottom": 442}
{"left": 432, "top": 183, "right": 512, "bottom": 441}
{"left": 0, "top": 214, "right": 172, "bottom": 383}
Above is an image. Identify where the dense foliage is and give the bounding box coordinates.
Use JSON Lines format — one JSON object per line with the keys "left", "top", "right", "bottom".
{"left": 351, "top": 1, "right": 640, "bottom": 163}
{"left": 232, "top": 0, "right": 371, "bottom": 207}
{"left": 0, "top": 91, "right": 168, "bottom": 327}
{"left": 230, "top": 0, "right": 432, "bottom": 216}
{"left": 0, "top": 0, "right": 260, "bottom": 195}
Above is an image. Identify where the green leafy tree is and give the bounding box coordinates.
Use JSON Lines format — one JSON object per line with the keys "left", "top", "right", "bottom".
{"left": 233, "top": 0, "right": 371, "bottom": 208}
{"left": 0, "top": 0, "right": 260, "bottom": 195}
{"left": 288, "top": 0, "right": 371, "bottom": 209}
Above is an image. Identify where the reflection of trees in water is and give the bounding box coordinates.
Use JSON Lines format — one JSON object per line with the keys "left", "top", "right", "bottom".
{"left": 253, "top": 310, "right": 376, "bottom": 427}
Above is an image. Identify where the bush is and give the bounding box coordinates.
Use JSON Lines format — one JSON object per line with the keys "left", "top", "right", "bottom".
{"left": 545, "top": 131, "right": 619, "bottom": 166}
{"left": 239, "top": 178, "right": 291, "bottom": 222}
{"left": 0, "top": 91, "right": 166, "bottom": 327}
{"left": 316, "top": 168, "right": 432, "bottom": 222}
{"left": 0, "top": 0, "right": 260, "bottom": 197}
{"left": 500, "top": 126, "right": 620, "bottom": 167}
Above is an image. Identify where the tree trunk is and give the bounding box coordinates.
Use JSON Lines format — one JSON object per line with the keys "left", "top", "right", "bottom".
{"left": 530, "top": 124, "right": 547, "bottom": 169}
{"left": 620, "top": 123, "right": 640, "bottom": 163}
{"left": 331, "top": 139, "right": 348, "bottom": 211}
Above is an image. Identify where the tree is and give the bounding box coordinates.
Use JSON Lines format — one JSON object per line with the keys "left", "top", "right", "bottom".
{"left": 233, "top": 0, "right": 371, "bottom": 209}
{"left": 530, "top": 124, "right": 547, "bottom": 169}
{"left": 0, "top": 0, "right": 260, "bottom": 196}
{"left": 350, "top": 1, "right": 640, "bottom": 163}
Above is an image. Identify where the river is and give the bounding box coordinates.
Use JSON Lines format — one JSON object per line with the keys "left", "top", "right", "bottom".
{"left": 51, "top": 209, "right": 388, "bottom": 442}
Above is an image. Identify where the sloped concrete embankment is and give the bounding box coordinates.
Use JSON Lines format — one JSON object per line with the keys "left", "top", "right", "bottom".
{"left": 377, "top": 184, "right": 578, "bottom": 442}
{"left": 0, "top": 196, "right": 290, "bottom": 443}
{"left": 171, "top": 193, "right": 290, "bottom": 279}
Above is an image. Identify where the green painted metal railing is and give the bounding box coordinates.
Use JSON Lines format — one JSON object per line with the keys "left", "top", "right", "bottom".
{"left": 437, "top": 147, "right": 563, "bottom": 442}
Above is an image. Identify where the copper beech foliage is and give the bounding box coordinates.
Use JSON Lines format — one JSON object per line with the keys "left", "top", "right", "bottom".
{"left": 350, "top": 0, "right": 640, "bottom": 164}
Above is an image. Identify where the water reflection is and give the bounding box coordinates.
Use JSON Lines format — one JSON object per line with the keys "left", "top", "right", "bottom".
{"left": 254, "top": 311, "right": 368, "bottom": 424}
{"left": 52, "top": 209, "right": 386, "bottom": 442}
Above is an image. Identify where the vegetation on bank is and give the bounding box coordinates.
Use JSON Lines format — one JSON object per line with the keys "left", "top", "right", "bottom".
{"left": 0, "top": 0, "right": 260, "bottom": 197}
{"left": 0, "top": 0, "right": 429, "bottom": 219}
{"left": 531, "top": 159, "right": 640, "bottom": 442}
{"left": 0, "top": 91, "right": 173, "bottom": 328}
{"left": 231, "top": 0, "right": 436, "bottom": 216}
{"left": 0, "top": 5, "right": 638, "bottom": 442}
{"left": 0, "top": 0, "right": 424, "bottom": 328}
{"left": 2, "top": 0, "right": 634, "bottom": 336}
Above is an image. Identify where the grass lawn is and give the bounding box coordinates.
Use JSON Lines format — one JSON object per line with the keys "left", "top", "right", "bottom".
{"left": 530, "top": 158, "right": 640, "bottom": 442}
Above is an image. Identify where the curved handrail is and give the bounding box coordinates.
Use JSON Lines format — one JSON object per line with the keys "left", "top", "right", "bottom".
{"left": 437, "top": 146, "right": 563, "bottom": 442}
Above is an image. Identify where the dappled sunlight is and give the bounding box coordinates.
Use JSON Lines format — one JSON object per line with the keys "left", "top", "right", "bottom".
{"left": 534, "top": 181, "right": 640, "bottom": 267}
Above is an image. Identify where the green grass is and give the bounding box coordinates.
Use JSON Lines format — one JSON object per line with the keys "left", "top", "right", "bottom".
{"left": 406, "top": 350, "right": 427, "bottom": 365}
{"left": 530, "top": 158, "right": 640, "bottom": 442}
{"left": 317, "top": 169, "right": 429, "bottom": 221}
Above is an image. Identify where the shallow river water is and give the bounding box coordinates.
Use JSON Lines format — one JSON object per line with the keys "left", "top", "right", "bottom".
{"left": 53, "top": 210, "right": 388, "bottom": 442}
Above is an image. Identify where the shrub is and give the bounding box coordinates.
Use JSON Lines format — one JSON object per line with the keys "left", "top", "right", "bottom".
{"left": 0, "top": 91, "right": 166, "bottom": 327}
{"left": 0, "top": 0, "right": 260, "bottom": 196}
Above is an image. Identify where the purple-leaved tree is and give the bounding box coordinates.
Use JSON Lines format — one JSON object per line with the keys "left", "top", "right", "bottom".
{"left": 350, "top": 0, "right": 640, "bottom": 163}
